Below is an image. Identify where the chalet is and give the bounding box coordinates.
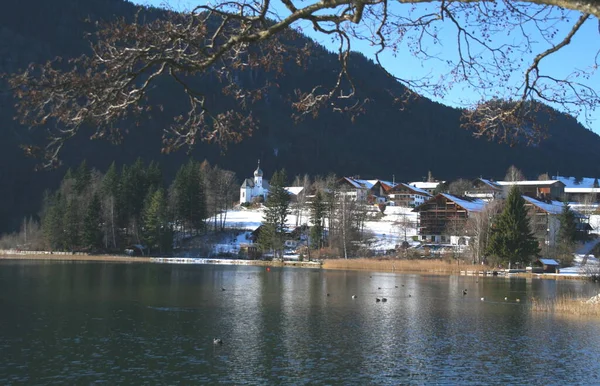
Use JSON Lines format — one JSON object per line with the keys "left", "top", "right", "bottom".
{"left": 388, "top": 183, "right": 432, "bottom": 208}
{"left": 337, "top": 177, "right": 370, "bottom": 201}
{"left": 366, "top": 180, "right": 395, "bottom": 204}
{"left": 553, "top": 176, "right": 600, "bottom": 203}
{"left": 413, "top": 193, "right": 486, "bottom": 243}
{"left": 523, "top": 196, "right": 591, "bottom": 247}
{"left": 496, "top": 180, "right": 565, "bottom": 201}
{"left": 465, "top": 178, "right": 503, "bottom": 201}
{"left": 409, "top": 181, "right": 446, "bottom": 195}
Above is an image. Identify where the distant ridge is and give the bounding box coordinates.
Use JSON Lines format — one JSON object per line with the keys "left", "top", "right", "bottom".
{"left": 1, "top": 0, "right": 600, "bottom": 232}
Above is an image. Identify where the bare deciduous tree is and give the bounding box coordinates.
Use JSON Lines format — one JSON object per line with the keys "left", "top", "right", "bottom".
{"left": 465, "top": 199, "right": 504, "bottom": 263}
{"left": 448, "top": 178, "right": 472, "bottom": 196}
{"left": 7, "top": 0, "right": 600, "bottom": 166}
{"left": 504, "top": 165, "right": 526, "bottom": 182}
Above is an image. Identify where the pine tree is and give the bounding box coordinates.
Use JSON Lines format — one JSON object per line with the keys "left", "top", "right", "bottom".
{"left": 74, "top": 160, "right": 91, "bottom": 194}
{"left": 102, "top": 162, "right": 120, "bottom": 249}
{"left": 557, "top": 201, "right": 577, "bottom": 245}
{"left": 42, "top": 193, "right": 65, "bottom": 250}
{"left": 142, "top": 189, "right": 172, "bottom": 254}
{"left": 63, "top": 198, "right": 81, "bottom": 251}
{"left": 310, "top": 191, "right": 326, "bottom": 249}
{"left": 258, "top": 169, "right": 291, "bottom": 259}
{"left": 82, "top": 194, "right": 103, "bottom": 250}
{"left": 172, "top": 160, "right": 206, "bottom": 235}
{"left": 486, "top": 186, "right": 539, "bottom": 266}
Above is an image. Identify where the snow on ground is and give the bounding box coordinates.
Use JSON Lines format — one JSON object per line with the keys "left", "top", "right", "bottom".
{"left": 213, "top": 206, "right": 600, "bottom": 273}
{"left": 210, "top": 205, "right": 418, "bottom": 253}
{"left": 363, "top": 206, "right": 419, "bottom": 251}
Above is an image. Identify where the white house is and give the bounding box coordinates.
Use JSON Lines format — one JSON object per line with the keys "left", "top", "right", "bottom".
{"left": 240, "top": 160, "right": 270, "bottom": 203}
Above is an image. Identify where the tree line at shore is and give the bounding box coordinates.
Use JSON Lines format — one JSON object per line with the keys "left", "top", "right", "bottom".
{"left": 0, "top": 162, "right": 582, "bottom": 268}
{"left": 0, "top": 159, "right": 237, "bottom": 254}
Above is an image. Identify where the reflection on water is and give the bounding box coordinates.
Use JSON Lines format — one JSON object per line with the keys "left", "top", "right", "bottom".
{"left": 1, "top": 260, "right": 600, "bottom": 384}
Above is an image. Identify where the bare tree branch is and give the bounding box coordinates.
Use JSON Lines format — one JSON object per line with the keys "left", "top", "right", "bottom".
{"left": 6, "top": 0, "right": 600, "bottom": 166}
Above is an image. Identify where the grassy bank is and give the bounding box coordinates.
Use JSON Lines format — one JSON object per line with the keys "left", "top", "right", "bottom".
{"left": 531, "top": 295, "right": 600, "bottom": 317}
{"left": 322, "top": 258, "right": 484, "bottom": 274}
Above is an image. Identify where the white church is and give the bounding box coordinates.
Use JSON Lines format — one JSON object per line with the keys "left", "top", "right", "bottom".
{"left": 240, "top": 160, "right": 270, "bottom": 203}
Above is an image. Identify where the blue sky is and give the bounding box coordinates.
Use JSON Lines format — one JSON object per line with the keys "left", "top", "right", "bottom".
{"left": 130, "top": 0, "right": 600, "bottom": 134}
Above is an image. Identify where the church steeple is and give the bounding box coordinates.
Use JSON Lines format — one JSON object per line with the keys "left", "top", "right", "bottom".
{"left": 254, "top": 159, "right": 263, "bottom": 188}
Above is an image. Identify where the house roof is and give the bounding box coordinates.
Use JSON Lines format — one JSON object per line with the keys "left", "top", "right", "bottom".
{"left": 409, "top": 181, "right": 445, "bottom": 190}
{"left": 496, "top": 180, "right": 564, "bottom": 187}
{"left": 538, "top": 258, "right": 559, "bottom": 266}
{"left": 284, "top": 187, "right": 304, "bottom": 196}
{"left": 354, "top": 179, "right": 375, "bottom": 189}
{"left": 440, "top": 193, "right": 486, "bottom": 212}
{"left": 522, "top": 196, "right": 585, "bottom": 218}
{"left": 475, "top": 178, "right": 503, "bottom": 190}
{"left": 553, "top": 176, "right": 600, "bottom": 193}
{"left": 339, "top": 177, "right": 369, "bottom": 189}
{"left": 413, "top": 193, "right": 485, "bottom": 213}
{"left": 392, "top": 182, "right": 432, "bottom": 196}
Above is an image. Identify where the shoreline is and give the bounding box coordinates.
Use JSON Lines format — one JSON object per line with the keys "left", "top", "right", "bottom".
{"left": 0, "top": 254, "right": 589, "bottom": 280}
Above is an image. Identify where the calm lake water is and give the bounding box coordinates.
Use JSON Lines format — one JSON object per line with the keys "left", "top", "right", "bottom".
{"left": 1, "top": 260, "right": 600, "bottom": 384}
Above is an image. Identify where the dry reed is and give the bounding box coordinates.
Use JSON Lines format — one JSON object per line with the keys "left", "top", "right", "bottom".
{"left": 322, "top": 258, "right": 484, "bottom": 274}
{"left": 531, "top": 295, "right": 600, "bottom": 317}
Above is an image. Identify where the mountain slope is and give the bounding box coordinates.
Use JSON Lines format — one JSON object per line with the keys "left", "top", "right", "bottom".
{"left": 1, "top": 0, "right": 600, "bottom": 233}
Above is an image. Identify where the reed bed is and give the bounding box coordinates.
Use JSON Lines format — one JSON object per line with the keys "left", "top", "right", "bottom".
{"left": 531, "top": 295, "right": 600, "bottom": 317}
{"left": 322, "top": 258, "right": 484, "bottom": 274}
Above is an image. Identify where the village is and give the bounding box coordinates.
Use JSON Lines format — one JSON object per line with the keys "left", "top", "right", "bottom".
{"left": 193, "top": 161, "right": 600, "bottom": 274}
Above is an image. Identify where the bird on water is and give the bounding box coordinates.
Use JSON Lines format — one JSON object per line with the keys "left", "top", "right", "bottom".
{"left": 376, "top": 298, "right": 381, "bottom": 302}
{"left": 213, "top": 338, "right": 223, "bottom": 345}
{"left": 462, "top": 289, "right": 468, "bottom": 296}
{"left": 352, "top": 295, "right": 357, "bottom": 299}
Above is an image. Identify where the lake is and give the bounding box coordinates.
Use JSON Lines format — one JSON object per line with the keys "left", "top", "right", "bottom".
{"left": 1, "top": 260, "right": 600, "bottom": 384}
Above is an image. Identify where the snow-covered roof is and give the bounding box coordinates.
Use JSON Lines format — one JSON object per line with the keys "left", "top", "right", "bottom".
{"left": 522, "top": 196, "right": 585, "bottom": 218}
{"left": 522, "top": 196, "right": 564, "bottom": 214}
{"left": 440, "top": 193, "right": 486, "bottom": 212}
{"left": 241, "top": 178, "right": 254, "bottom": 188}
{"left": 284, "top": 187, "right": 304, "bottom": 196}
{"left": 477, "top": 178, "right": 502, "bottom": 190}
{"left": 354, "top": 179, "right": 375, "bottom": 189}
{"left": 340, "top": 177, "right": 367, "bottom": 189}
{"left": 392, "top": 182, "right": 432, "bottom": 196}
{"left": 538, "top": 258, "right": 559, "bottom": 266}
{"left": 409, "top": 181, "right": 445, "bottom": 190}
{"left": 553, "top": 176, "right": 600, "bottom": 193}
{"left": 497, "top": 180, "right": 563, "bottom": 186}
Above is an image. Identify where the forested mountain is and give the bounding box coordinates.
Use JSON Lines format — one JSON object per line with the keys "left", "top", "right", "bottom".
{"left": 1, "top": 0, "right": 600, "bottom": 233}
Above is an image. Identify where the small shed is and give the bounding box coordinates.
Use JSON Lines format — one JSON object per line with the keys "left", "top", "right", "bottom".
{"left": 535, "top": 258, "right": 560, "bottom": 273}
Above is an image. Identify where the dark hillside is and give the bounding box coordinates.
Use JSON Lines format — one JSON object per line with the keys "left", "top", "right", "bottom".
{"left": 1, "top": 0, "right": 600, "bottom": 232}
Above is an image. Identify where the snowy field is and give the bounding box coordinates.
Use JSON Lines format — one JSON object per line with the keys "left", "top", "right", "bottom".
{"left": 208, "top": 206, "right": 600, "bottom": 273}
{"left": 215, "top": 205, "right": 419, "bottom": 252}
